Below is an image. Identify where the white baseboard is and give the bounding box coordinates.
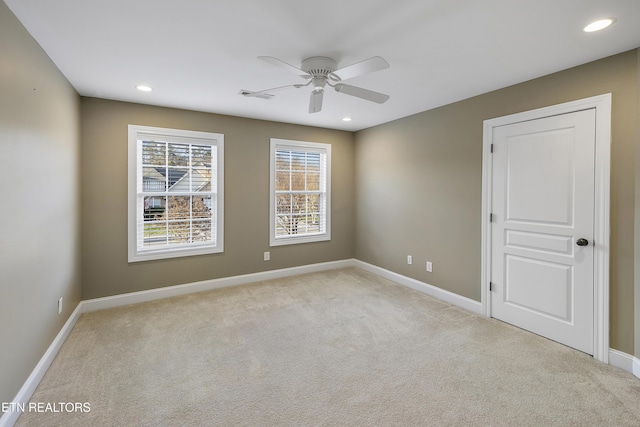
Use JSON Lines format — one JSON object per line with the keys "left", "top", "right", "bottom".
{"left": 609, "top": 349, "right": 634, "bottom": 372}
{"left": 82, "top": 259, "right": 354, "bottom": 312}
{"left": 83, "top": 258, "right": 484, "bottom": 316}
{"left": 353, "top": 259, "right": 483, "bottom": 315}
{"left": 0, "top": 303, "right": 83, "bottom": 427}
{"left": 608, "top": 348, "right": 640, "bottom": 379}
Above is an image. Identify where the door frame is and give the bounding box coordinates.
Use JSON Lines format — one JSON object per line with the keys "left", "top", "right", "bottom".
{"left": 480, "top": 93, "right": 611, "bottom": 363}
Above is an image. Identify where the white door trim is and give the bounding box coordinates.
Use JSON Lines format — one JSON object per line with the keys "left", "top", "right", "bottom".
{"left": 481, "top": 94, "right": 611, "bottom": 363}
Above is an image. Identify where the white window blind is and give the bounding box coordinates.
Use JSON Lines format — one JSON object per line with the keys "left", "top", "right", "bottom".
{"left": 128, "top": 125, "right": 224, "bottom": 262}
{"left": 270, "top": 139, "right": 331, "bottom": 246}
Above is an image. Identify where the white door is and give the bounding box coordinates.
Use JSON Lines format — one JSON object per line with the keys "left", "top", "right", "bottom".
{"left": 490, "top": 109, "right": 595, "bottom": 354}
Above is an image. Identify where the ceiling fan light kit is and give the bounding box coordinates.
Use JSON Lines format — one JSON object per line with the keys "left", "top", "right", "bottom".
{"left": 242, "top": 55, "right": 390, "bottom": 113}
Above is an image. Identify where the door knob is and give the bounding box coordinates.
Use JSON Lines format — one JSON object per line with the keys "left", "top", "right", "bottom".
{"left": 576, "top": 238, "right": 589, "bottom": 247}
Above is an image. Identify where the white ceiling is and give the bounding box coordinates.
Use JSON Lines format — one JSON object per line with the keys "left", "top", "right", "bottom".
{"left": 5, "top": 0, "right": 640, "bottom": 131}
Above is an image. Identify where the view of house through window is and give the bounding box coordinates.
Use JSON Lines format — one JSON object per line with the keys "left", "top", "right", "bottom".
{"left": 128, "top": 126, "right": 224, "bottom": 262}
{"left": 270, "top": 138, "right": 331, "bottom": 246}
{"left": 141, "top": 141, "right": 214, "bottom": 246}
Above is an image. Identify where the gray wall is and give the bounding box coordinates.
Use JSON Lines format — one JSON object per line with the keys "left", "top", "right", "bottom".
{"left": 355, "top": 49, "right": 639, "bottom": 354}
{"left": 80, "top": 99, "right": 355, "bottom": 299}
{"left": 0, "top": 2, "right": 81, "bottom": 404}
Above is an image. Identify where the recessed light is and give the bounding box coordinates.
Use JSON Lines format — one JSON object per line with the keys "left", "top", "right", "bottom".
{"left": 342, "top": 117, "right": 353, "bottom": 122}
{"left": 136, "top": 85, "right": 153, "bottom": 92}
{"left": 583, "top": 18, "right": 616, "bottom": 33}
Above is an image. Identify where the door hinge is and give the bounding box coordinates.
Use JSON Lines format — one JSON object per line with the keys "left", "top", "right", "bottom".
{"left": 489, "top": 213, "right": 493, "bottom": 222}
{"left": 490, "top": 144, "right": 494, "bottom": 153}
{"left": 490, "top": 282, "right": 494, "bottom": 291}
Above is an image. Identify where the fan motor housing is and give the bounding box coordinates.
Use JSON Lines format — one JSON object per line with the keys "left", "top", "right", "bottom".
{"left": 301, "top": 56, "right": 337, "bottom": 76}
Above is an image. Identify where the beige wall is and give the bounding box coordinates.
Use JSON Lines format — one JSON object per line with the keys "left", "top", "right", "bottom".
{"left": 636, "top": 48, "right": 640, "bottom": 360}
{"left": 0, "top": 2, "right": 81, "bottom": 404}
{"left": 355, "top": 50, "right": 639, "bottom": 354}
{"left": 80, "top": 98, "right": 355, "bottom": 299}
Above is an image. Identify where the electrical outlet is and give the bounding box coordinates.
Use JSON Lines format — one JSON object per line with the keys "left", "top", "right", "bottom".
{"left": 264, "top": 251, "right": 270, "bottom": 261}
{"left": 58, "top": 297, "right": 63, "bottom": 315}
{"left": 407, "top": 255, "right": 413, "bottom": 265}
{"left": 426, "top": 261, "right": 433, "bottom": 272}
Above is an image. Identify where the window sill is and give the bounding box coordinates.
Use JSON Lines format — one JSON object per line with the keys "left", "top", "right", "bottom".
{"left": 269, "top": 233, "right": 330, "bottom": 247}
{"left": 128, "top": 245, "right": 223, "bottom": 263}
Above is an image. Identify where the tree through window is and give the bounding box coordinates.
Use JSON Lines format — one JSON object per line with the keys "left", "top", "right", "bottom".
{"left": 270, "top": 139, "right": 331, "bottom": 246}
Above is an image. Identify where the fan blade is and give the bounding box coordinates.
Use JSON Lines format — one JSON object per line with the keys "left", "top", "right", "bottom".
{"left": 258, "top": 56, "right": 310, "bottom": 79}
{"left": 334, "top": 83, "right": 389, "bottom": 104}
{"left": 331, "top": 56, "right": 389, "bottom": 81}
{"left": 309, "top": 90, "right": 324, "bottom": 113}
{"left": 241, "top": 83, "right": 307, "bottom": 98}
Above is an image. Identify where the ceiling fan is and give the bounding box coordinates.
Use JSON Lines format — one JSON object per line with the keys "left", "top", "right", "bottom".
{"left": 241, "top": 55, "right": 390, "bottom": 113}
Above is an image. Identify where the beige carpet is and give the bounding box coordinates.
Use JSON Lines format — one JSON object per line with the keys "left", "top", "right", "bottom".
{"left": 15, "top": 268, "right": 640, "bottom": 426}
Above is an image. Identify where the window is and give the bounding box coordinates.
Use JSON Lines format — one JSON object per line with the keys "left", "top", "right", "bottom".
{"left": 128, "top": 125, "right": 224, "bottom": 262}
{"left": 270, "top": 138, "right": 331, "bottom": 246}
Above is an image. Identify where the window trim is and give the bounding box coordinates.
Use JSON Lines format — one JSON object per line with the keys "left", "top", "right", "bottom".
{"left": 128, "top": 125, "right": 224, "bottom": 262}
{"left": 269, "top": 138, "right": 331, "bottom": 247}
